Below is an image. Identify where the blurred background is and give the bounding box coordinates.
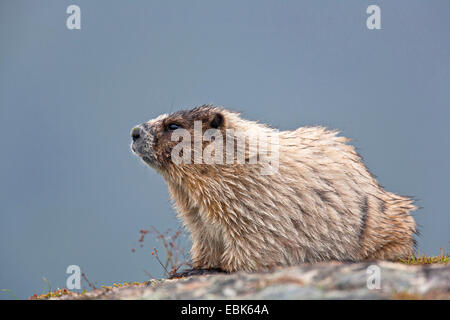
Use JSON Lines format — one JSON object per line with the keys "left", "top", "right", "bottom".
{"left": 1, "top": 0, "right": 449, "bottom": 299}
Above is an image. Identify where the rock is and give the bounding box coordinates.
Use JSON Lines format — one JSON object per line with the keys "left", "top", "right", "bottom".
{"left": 51, "top": 261, "right": 449, "bottom": 300}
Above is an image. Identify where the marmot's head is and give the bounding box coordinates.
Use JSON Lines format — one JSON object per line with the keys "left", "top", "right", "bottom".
{"left": 131, "top": 105, "right": 226, "bottom": 173}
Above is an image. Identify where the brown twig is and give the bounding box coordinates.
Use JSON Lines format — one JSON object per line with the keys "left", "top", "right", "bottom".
{"left": 81, "top": 272, "right": 97, "bottom": 290}
{"left": 134, "top": 226, "right": 192, "bottom": 277}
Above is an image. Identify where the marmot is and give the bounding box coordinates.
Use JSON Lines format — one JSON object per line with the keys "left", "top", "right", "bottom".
{"left": 131, "top": 105, "right": 417, "bottom": 273}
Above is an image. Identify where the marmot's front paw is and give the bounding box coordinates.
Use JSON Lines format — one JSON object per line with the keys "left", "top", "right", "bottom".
{"left": 169, "top": 268, "right": 227, "bottom": 279}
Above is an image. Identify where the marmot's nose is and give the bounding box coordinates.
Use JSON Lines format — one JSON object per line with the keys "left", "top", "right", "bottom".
{"left": 131, "top": 127, "right": 141, "bottom": 142}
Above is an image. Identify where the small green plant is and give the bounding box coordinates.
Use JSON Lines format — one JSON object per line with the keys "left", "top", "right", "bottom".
{"left": 399, "top": 247, "right": 449, "bottom": 265}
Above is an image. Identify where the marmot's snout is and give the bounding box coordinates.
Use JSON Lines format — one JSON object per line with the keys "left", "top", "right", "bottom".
{"left": 130, "top": 125, "right": 146, "bottom": 154}
{"left": 131, "top": 126, "right": 142, "bottom": 142}
{"left": 130, "top": 123, "right": 157, "bottom": 167}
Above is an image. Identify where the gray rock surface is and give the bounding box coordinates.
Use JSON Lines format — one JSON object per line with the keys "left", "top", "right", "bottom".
{"left": 53, "top": 261, "right": 450, "bottom": 300}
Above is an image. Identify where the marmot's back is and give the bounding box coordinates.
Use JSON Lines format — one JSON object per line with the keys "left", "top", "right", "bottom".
{"left": 278, "top": 126, "right": 417, "bottom": 262}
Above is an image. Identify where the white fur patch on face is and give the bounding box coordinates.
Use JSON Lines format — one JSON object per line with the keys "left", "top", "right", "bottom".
{"left": 147, "top": 114, "right": 168, "bottom": 126}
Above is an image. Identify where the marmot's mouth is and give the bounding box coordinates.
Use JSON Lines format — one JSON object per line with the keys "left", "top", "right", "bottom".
{"left": 131, "top": 142, "right": 146, "bottom": 158}
{"left": 139, "top": 153, "right": 160, "bottom": 169}
{"left": 142, "top": 156, "right": 154, "bottom": 165}
{"left": 131, "top": 139, "right": 159, "bottom": 168}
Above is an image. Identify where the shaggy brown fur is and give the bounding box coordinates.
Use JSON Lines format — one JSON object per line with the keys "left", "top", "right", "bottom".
{"left": 131, "top": 105, "right": 417, "bottom": 272}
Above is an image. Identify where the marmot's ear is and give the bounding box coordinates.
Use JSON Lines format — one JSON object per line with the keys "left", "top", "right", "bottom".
{"left": 210, "top": 112, "right": 224, "bottom": 129}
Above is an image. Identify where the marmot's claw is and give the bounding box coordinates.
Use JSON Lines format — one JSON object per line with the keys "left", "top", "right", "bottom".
{"left": 169, "top": 268, "right": 227, "bottom": 279}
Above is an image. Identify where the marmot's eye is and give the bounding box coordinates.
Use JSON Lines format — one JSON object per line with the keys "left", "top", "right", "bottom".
{"left": 167, "top": 123, "right": 181, "bottom": 131}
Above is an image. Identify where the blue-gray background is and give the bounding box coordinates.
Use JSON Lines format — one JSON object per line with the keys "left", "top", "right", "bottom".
{"left": 1, "top": 0, "right": 449, "bottom": 299}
